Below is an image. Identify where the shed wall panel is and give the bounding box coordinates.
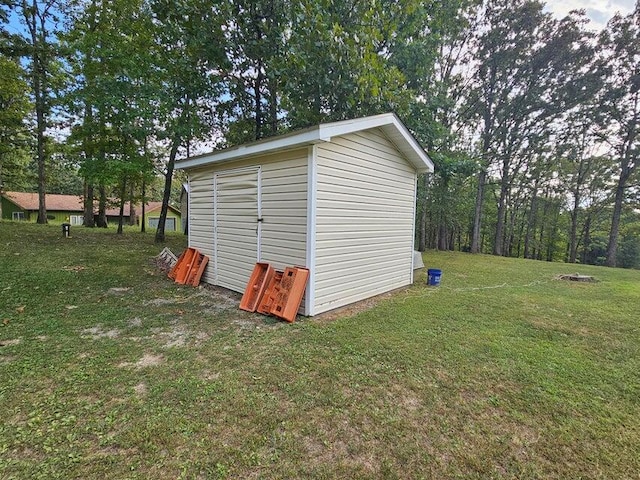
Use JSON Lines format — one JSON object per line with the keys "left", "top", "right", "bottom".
{"left": 314, "top": 128, "right": 415, "bottom": 314}
{"left": 188, "top": 170, "right": 216, "bottom": 284}
{"left": 186, "top": 148, "right": 308, "bottom": 290}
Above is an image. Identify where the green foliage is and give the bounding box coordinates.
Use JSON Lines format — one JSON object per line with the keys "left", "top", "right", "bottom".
{"left": 616, "top": 214, "right": 640, "bottom": 269}
{"left": 281, "top": 0, "right": 412, "bottom": 128}
{"left": 0, "top": 54, "right": 32, "bottom": 191}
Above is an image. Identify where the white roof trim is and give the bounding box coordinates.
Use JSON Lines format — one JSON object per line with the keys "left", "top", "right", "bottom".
{"left": 177, "top": 113, "right": 434, "bottom": 173}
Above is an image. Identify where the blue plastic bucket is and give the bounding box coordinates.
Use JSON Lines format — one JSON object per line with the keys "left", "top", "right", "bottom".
{"left": 427, "top": 269, "right": 442, "bottom": 286}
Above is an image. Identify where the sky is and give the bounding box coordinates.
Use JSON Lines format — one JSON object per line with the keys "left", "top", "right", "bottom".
{"left": 5, "top": 1, "right": 637, "bottom": 35}
{"left": 545, "top": 0, "right": 636, "bottom": 28}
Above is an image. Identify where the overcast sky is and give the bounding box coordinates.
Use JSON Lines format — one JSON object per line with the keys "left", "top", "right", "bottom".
{"left": 545, "top": 0, "right": 636, "bottom": 29}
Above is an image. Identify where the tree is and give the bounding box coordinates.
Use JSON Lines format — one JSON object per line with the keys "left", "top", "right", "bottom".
{"left": 64, "top": 0, "right": 159, "bottom": 231}
{"left": 598, "top": 5, "right": 640, "bottom": 267}
{"left": 389, "top": 0, "right": 480, "bottom": 251}
{"left": 281, "top": 0, "right": 411, "bottom": 128}
{"left": 15, "top": 0, "right": 63, "bottom": 223}
{"left": 467, "top": 1, "right": 594, "bottom": 255}
{"left": 151, "top": 0, "right": 228, "bottom": 243}
{"left": 0, "top": 54, "right": 31, "bottom": 196}
{"left": 220, "top": 0, "right": 286, "bottom": 143}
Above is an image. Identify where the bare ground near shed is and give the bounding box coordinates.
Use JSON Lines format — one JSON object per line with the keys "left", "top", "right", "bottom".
{"left": 1, "top": 221, "right": 640, "bottom": 479}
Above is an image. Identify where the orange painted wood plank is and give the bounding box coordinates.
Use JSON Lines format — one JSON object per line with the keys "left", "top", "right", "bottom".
{"left": 188, "top": 254, "right": 209, "bottom": 287}
{"left": 257, "top": 270, "right": 283, "bottom": 315}
{"left": 239, "top": 262, "right": 274, "bottom": 312}
{"left": 270, "top": 267, "right": 309, "bottom": 322}
{"left": 169, "top": 248, "right": 196, "bottom": 282}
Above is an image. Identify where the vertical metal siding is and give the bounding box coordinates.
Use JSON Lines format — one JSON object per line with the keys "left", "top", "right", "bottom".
{"left": 186, "top": 148, "right": 307, "bottom": 293}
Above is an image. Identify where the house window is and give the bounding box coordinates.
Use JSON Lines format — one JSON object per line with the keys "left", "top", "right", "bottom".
{"left": 149, "top": 217, "right": 175, "bottom": 231}
{"left": 70, "top": 215, "right": 84, "bottom": 226}
{"left": 12, "top": 212, "right": 25, "bottom": 221}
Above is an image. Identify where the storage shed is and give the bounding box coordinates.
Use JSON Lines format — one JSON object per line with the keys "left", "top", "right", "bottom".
{"left": 176, "top": 113, "right": 434, "bottom": 316}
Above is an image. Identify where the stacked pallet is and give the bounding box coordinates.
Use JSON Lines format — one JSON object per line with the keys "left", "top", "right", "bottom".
{"left": 240, "top": 262, "right": 309, "bottom": 323}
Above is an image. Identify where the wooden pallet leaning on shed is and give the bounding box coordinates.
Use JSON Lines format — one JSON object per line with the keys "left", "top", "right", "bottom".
{"left": 168, "top": 247, "right": 209, "bottom": 287}
{"left": 240, "top": 262, "right": 275, "bottom": 312}
{"left": 249, "top": 264, "right": 309, "bottom": 322}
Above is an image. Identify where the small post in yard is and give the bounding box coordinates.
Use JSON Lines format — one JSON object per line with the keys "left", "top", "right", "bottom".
{"left": 62, "top": 223, "right": 71, "bottom": 238}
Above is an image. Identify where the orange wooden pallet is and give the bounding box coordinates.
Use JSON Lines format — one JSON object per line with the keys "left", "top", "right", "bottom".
{"left": 169, "top": 248, "right": 197, "bottom": 282}
{"left": 269, "top": 267, "right": 309, "bottom": 322}
{"left": 185, "top": 253, "right": 209, "bottom": 287}
{"left": 240, "top": 262, "right": 275, "bottom": 312}
{"left": 168, "top": 247, "right": 209, "bottom": 286}
{"left": 257, "top": 270, "right": 283, "bottom": 315}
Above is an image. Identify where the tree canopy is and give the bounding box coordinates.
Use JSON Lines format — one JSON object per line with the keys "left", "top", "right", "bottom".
{"left": 1, "top": 0, "right": 638, "bottom": 267}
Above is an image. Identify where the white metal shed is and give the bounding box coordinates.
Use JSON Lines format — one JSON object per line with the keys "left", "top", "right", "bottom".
{"left": 176, "top": 113, "right": 434, "bottom": 316}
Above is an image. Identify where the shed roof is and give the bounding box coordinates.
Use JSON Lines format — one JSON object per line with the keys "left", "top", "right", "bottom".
{"left": 176, "top": 113, "right": 434, "bottom": 173}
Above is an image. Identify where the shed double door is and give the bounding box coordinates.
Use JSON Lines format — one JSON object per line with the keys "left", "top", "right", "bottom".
{"left": 214, "top": 167, "right": 262, "bottom": 292}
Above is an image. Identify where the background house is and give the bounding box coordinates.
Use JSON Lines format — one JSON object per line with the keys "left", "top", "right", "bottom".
{"left": 142, "top": 202, "right": 181, "bottom": 232}
{"left": 177, "top": 113, "right": 433, "bottom": 316}
{"left": 1, "top": 191, "right": 180, "bottom": 231}
{"left": 1, "top": 191, "right": 84, "bottom": 224}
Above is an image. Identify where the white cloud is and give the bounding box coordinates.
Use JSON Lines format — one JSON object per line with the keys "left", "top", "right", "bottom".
{"left": 544, "top": 0, "right": 635, "bottom": 29}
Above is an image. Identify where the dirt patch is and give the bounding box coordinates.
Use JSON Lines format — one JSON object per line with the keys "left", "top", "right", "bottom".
{"left": 107, "top": 287, "right": 131, "bottom": 295}
{"left": 133, "top": 382, "right": 148, "bottom": 397}
{"left": 201, "top": 370, "right": 221, "bottom": 381}
{"left": 0, "top": 338, "right": 22, "bottom": 347}
{"left": 81, "top": 326, "right": 121, "bottom": 339}
{"left": 143, "top": 298, "right": 177, "bottom": 307}
{"left": 128, "top": 317, "right": 142, "bottom": 327}
{"left": 118, "top": 353, "right": 164, "bottom": 369}
{"left": 315, "top": 289, "right": 404, "bottom": 322}
{"left": 299, "top": 418, "right": 380, "bottom": 474}
{"left": 62, "top": 265, "right": 86, "bottom": 272}
{"left": 385, "top": 384, "right": 423, "bottom": 412}
{"left": 155, "top": 324, "right": 210, "bottom": 348}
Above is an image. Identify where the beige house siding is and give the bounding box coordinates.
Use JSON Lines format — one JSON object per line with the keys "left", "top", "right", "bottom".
{"left": 314, "top": 128, "right": 416, "bottom": 314}
{"left": 186, "top": 148, "right": 308, "bottom": 290}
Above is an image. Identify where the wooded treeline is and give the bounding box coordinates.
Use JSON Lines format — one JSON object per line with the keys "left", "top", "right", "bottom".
{"left": 1, "top": 0, "right": 639, "bottom": 266}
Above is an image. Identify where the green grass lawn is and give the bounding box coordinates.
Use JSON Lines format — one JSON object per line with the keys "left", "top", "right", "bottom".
{"left": 1, "top": 221, "right": 639, "bottom": 479}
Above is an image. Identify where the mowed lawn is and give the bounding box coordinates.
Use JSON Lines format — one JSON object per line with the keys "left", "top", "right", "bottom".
{"left": 1, "top": 222, "right": 639, "bottom": 479}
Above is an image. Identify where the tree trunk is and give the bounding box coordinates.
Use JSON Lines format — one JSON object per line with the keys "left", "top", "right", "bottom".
{"left": 117, "top": 177, "right": 126, "bottom": 235}
{"left": 493, "top": 160, "right": 510, "bottom": 256}
{"left": 128, "top": 182, "right": 137, "bottom": 226}
{"left": 471, "top": 169, "right": 486, "bottom": 253}
{"left": 140, "top": 179, "right": 146, "bottom": 233}
{"left": 418, "top": 174, "right": 428, "bottom": 251}
{"left": 97, "top": 185, "right": 107, "bottom": 227}
{"left": 581, "top": 215, "right": 591, "bottom": 264}
{"left": 83, "top": 182, "right": 95, "bottom": 227}
{"left": 268, "top": 76, "right": 278, "bottom": 135}
{"left": 524, "top": 187, "right": 538, "bottom": 259}
{"left": 24, "top": 1, "right": 49, "bottom": 224}
{"left": 155, "top": 137, "right": 181, "bottom": 243}
{"left": 605, "top": 175, "right": 627, "bottom": 267}
{"left": 254, "top": 65, "right": 263, "bottom": 140}
{"left": 438, "top": 222, "right": 448, "bottom": 250}
{"left": 568, "top": 190, "right": 580, "bottom": 263}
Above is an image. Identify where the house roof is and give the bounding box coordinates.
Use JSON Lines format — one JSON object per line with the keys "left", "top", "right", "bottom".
{"left": 176, "top": 113, "right": 435, "bottom": 173}
{"left": 3, "top": 192, "right": 178, "bottom": 217}
{"left": 3, "top": 191, "right": 84, "bottom": 212}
